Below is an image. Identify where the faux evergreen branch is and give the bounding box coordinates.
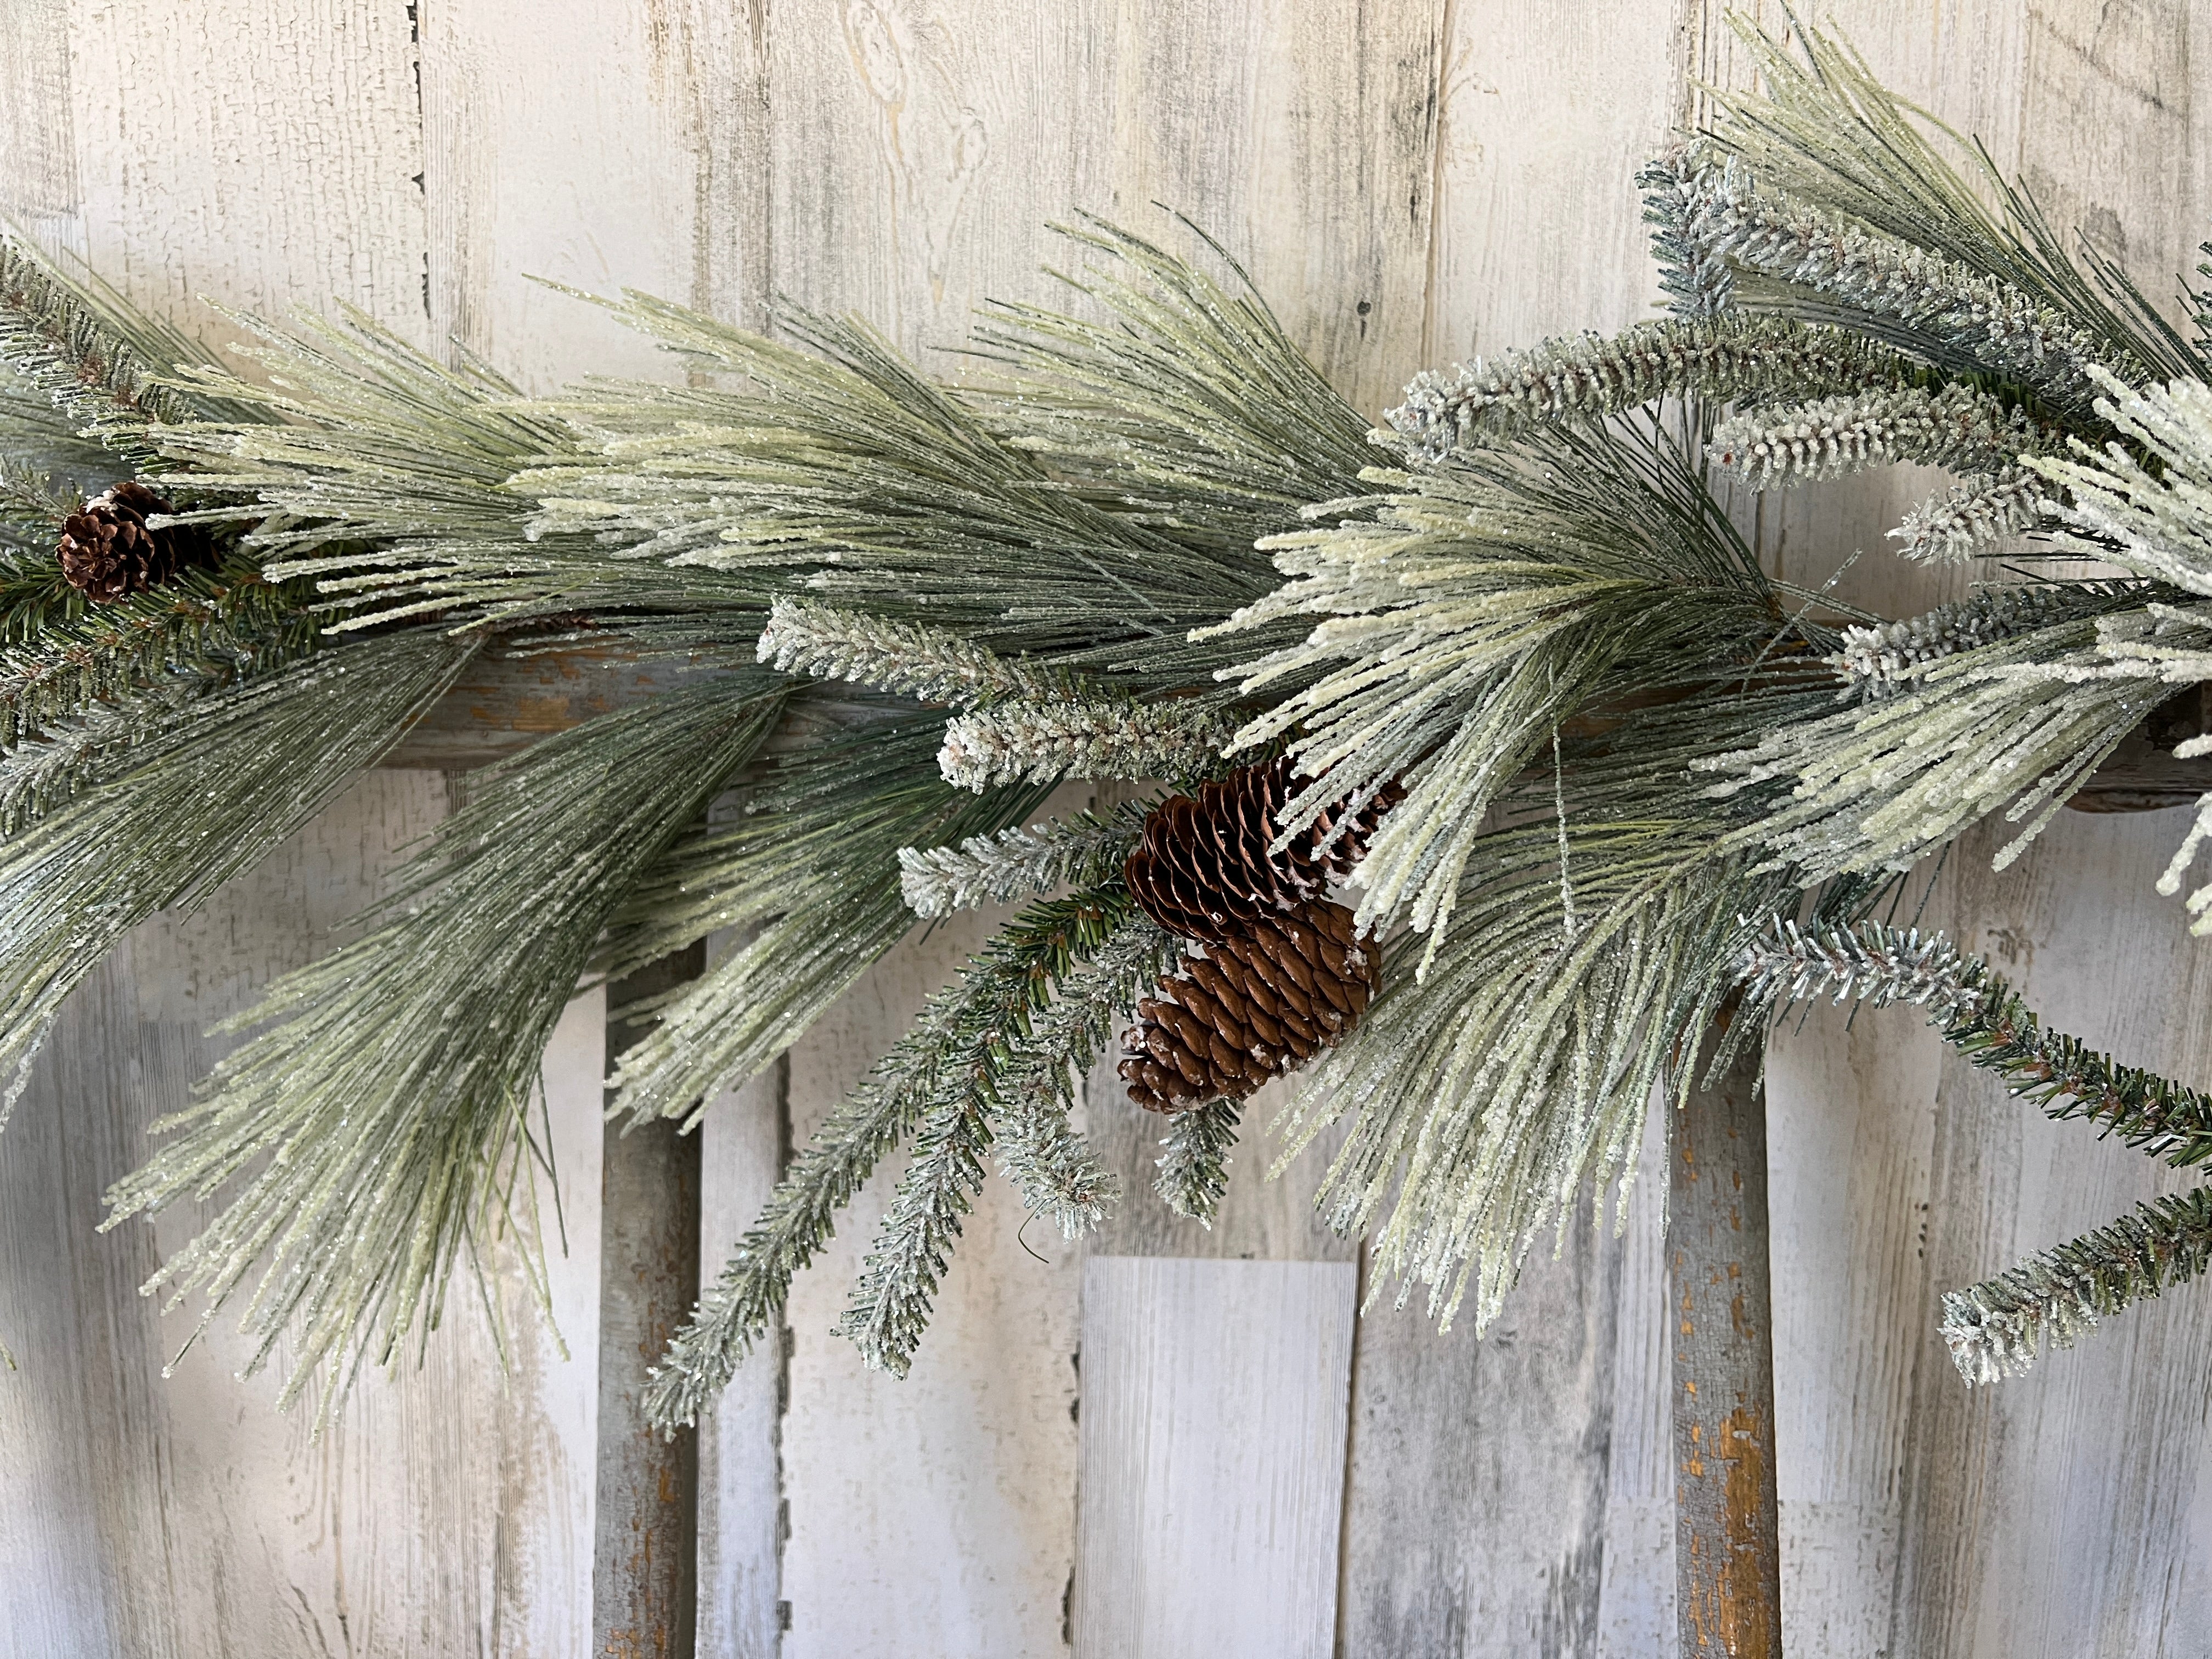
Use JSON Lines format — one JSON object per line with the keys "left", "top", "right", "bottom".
{"left": 1942, "top": 1188, "right": 2212, "bottom": 1385}
{"left": 756, "top": 596, "right": 1064, "bottom": 707}
{"left": 994, "top": 915, "right": 1180, "bottom": 1234}
{"left": 650, "top": 888, "right": 1136, "bottom": 1419}
{"left": 0, "top": 630, "right": 476, "bottom": 1128}
{"left": 1702, "top": 13, "right": 2194, "bottom": 387}
{"left": 107, "top": 678, "right": 788, "bottom": 1420}
{"left": 1156, "top": 1098, "right": 1242, "bottom": 1224}
{"left": 937, "top": 697, "right": 1232, "bottom": 791}
{"left": 1743, "top": 918, "right": 2212, "bottom": 1168}
{"left": 1890, "top": 471, "right": 2044, "bottom": 562}
{"left": 0, "top": 558, "right": 319, "bottom": 753}
{"left": 520, "top": 292, "right": 1288, "bottom": 680}
{"left": 898, "top": 802, "right": 1149, "bottom": 917}
{"left": 1210, "top": 419, "right": 1779, "bottom": 961}
{"left": 0, "top": 235, "right": 193, "bottom": 444}
{"left": 1638, "top": 146, "right": 1734, "bottom": 318}
{"left": 1672, "top": 152, "right": 2111, "bottom": 415}
{"left": 155, "top": 309, "right": 753, "bottom": 629}
{"left": 835, "top": 890, "right": 1136, "bottom": 1376}
{"left": 1739, "top": 917, "right": 1989, "bottom": 1019}
{"left": 1703, "top": 621, "right": 2165, "bottom": 881}
{"left": 1711, "top": 382, "right": 2052, "bottom": 491}
{"left": 605, "top": 758, "right": 1055, "bottom": 1126}
{"left": 1829, "top": 585, "right": 2143, "bottom": 698}
{"left": 970, "top": 215, "right": 1377, "bottom": 571}
{"left": 1384, "top": 314, "right": 1908, "bottom": 461}
{"left": 2029, "top": 368, "right": 2212, "bottom": 597}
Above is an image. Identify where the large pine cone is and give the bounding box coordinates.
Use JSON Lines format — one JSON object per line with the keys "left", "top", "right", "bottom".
{"left": 1124, "top": 754, "right": 1403, "bottom": 944}
{"left": 58, "top": 481, "right": 207, "bottom": 601}
{"left": 1119, "top": 898, "right": 1381, "bottom": 1114}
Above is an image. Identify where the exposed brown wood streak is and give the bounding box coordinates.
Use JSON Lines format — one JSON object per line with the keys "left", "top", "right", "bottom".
{"left": 1669, "top": 1010, "right": 1782, "bottom": 1659}
{"left": 594, "top": 944, "right": 707, "bottom": 1659}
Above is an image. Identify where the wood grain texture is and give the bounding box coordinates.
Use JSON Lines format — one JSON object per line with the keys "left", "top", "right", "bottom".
{"left": 1072, "top": 1256, "right": 1356, "bottom": 1659}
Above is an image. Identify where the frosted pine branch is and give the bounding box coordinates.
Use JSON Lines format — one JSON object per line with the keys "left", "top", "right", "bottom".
{"left": 2029, "top": 369, "right": 2212, "bottom": 596}
{"left": 1156, "top": 1097, "right": 1241, "bottom": 1224}
{"left": 649, "top": 889, "right": 1133, "bottom": 1417}
{"left": 1384, "top": 315, "right": 1908, "bottom": 461}
{"left": 1890, "top": 470, "right": 2044, "bottom": 562}
{"left": 1638, "top": 146, "right": 1735, "bottom": 318}
{"left": 898, "top": 802, "right": 1148, "bottom": 917}
{"left": 1829, "top": 587, "right": 2092, "bottom": 698}
{"left": 992, "top": 917, "right": 1180, "bottom": 1235}
{"left": 647, "top": 1066, "right": 921, "bottom": 1425}
{"left": 1712, "top": 383, "right": 2051, "bottom": 490}
{"left": 834, "top": 1093, "right": 994, "bottom": 1378}
{"left": 1942, "top": 1187, "right": 2212, "bottom": 1384}
{"left": 1743, "top": 918, "right": 2212, "bottom": 1167}
{"left": 1739, "top": 917, "right": 1990, "bottom": 1019}
{"left": 756, "top": 596, "right": 1062, "bottom": 707}
{"left": 0, "top": 235, "right": 190, "bottom": 444}
{"left": 1678, "top": 156, "right": 2111, "bottom": 411}
{"left": 938, "top": 698, "right": 1232, "bottom": 791}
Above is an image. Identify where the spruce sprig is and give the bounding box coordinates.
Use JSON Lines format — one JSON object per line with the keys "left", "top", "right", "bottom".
{"left": 897, "top": 803, "right": 1150, "bottom": 918}
{"left": 834, "top": 889, "right": 1134, "bottom": 1377}
{"left": 1943, "top": 1188, "right": 2212, "bottom": 1384}
{"left": 649, "top": 885, "right": 1138, "bottom": 1420}
{"left": 1742, "top": 917, "right": 2212, "bottom": 1169}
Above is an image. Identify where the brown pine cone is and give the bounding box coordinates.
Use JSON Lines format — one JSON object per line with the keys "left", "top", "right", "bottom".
{"left": 57, "top": 481, "right": 207, "bottom": 601}
{"left": 1119, "top": 898, "right": 1382, "bottom": 1114}
{"left": 1124, "top": 754, "right": 1404, "bottom": 943}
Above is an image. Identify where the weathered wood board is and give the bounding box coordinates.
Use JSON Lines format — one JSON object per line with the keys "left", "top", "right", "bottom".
{"left": 9, "top": 0, "right": 2212, "bottom": 1655}
{"left": 1073, "top": 1257, "right": 1357, "bottom": 1659}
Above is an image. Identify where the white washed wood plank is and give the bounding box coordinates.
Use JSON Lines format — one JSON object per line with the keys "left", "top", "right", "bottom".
{"left": 1073, "top": 1256, "right": 1356, "bottom": 1659}
{"left": 65, "top": 0, "right": 430, "bottom": 350}
{"left": 695, "top": 1057, "right": 789, "bottom": 1659}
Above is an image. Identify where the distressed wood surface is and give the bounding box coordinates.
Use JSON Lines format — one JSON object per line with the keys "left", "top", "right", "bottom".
{"left": 1072, "top": 1257, "right": 1357, "bottom": 1659}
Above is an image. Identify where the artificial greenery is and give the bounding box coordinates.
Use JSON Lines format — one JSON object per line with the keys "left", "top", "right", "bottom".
{"left": 1743, "top": 918, "right": 2212, "bottom": 1379}
{"left": 4, "top": 10, "right": 2211, "bottom": 1418}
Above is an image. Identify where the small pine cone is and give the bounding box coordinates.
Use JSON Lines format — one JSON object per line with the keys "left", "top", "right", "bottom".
{"left": 57, "top": 481, "right": 207, "bottom": 601}
{"left": 1124, "top": 754, "right": 1404, "bottom": 943}
{"left": 1119, "top": 898, "right": 1382, "bottom": 1113}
